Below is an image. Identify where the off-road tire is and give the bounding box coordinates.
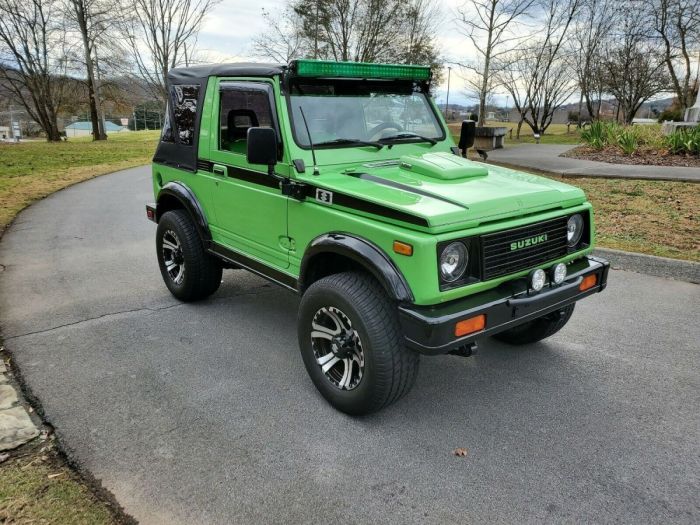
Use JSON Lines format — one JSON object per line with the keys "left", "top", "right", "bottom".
{"left": 156, "top": 209, "right": 222, "bottom": 301}
{"left": 492, "top": 303, "right": 576, "bottom": 345}
{"left": 298, "top": 271, "right": 419, "bottom": 415}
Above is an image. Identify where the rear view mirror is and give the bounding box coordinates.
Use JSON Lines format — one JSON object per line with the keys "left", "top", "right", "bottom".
{"left": 458, "top": 120, "right": 476, "bottom": 157}
{"left": 246, "top": 128, "right": 277, "bottom": 170}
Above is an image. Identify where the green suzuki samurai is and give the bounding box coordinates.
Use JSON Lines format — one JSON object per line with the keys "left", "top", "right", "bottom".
{"left": 147, "top": 60, "right": 609, "bottom": 415}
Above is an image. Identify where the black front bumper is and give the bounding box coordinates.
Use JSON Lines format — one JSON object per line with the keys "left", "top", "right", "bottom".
{"left": 399, "top": 255, "right": 609, "bottom": 355}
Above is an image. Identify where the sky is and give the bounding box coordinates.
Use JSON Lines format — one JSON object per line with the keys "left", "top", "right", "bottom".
{"left": 196, "top": 0, "right": 480, "bottom": 106}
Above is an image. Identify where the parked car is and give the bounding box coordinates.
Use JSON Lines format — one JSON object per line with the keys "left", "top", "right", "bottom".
{"left": 146, "top": 60, "right": 609, "bottom": 415}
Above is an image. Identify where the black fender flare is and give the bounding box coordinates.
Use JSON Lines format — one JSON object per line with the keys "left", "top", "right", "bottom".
{"left": 299, "top": 233, "right": 414, "bottom": 303}
{"left": 156, "top": 182, "right": 212, "bottom": 242}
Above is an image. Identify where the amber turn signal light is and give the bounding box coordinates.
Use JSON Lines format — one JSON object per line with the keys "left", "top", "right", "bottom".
{"left": 455, "top": 314, "right": 486, "bottom": 337}
{"left": 393, "top": 241, "right": 413, "bottom": 256}
{"left": 579, "top": 274, "right": 597, "bottom": 291}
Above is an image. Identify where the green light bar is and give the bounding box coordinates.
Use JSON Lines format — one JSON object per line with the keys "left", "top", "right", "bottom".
{"left": 292, "top": 60, "right": 431, "bottom": 81}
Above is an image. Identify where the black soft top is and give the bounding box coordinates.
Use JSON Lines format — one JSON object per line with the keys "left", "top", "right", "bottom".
{"left": 167, "top": 63, "right": 285, "bottom": 83}
{"left": 154, "top": 63, "right": 285, "bottom": 172}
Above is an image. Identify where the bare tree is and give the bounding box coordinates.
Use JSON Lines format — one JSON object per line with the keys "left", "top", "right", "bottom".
{"left": 65, "top": 0, "right": 124, "bottom": 139}
{"left": 398, "top": 0, "right": 442, "bottom": 67}
{"left": 494, "top": 48, "right": 529, "bottom": 137}
{"left": 523, "top": 0, "right": 581, "bottom": 133}
{"left": 0, "top": 0, "right": 66, "bottom": 140}
{"left": 455, "top": 0, "right": 537, "bottom": 126}
{"left": 266, "top": 0, "right": 439, "bottom": 66}
{"left": 570, "top": 0, "right": 617, "bottom": 120}
{"left": 650, "top": 0, "right": 700, "bottom": 112}
{"left": 250, "top": 7, "right": 307, "bottom": 63}
{"left": 495, "top": 0, "right": 581, "bottom": 134}
{"left": 124, "top": 0, "right": 220, "bottom": 103}
{"left": 292, "top": 0, "right": 404, "bottom": 62}
{"left": 603, "top": 5, "right": 670, "bottom": 124}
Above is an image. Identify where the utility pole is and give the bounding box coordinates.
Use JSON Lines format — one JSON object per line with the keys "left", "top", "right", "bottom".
{"left": 445, "top": 66, "right": 452, "bottom": 119}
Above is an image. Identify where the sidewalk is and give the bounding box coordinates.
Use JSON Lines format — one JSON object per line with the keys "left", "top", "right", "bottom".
{"left": 486, "top": 144, "right": 700, "bottom": 182}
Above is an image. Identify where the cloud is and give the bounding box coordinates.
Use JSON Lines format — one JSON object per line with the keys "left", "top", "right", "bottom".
{"left": 198, "top": 0, "right": 287, "bottom": 60}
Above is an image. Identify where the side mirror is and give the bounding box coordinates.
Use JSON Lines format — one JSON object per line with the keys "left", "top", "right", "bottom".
{"left": 246, "top": 127, "right": 277, "bottom": 171}
{"left": 458, "top": 120, "right": 476, "bottom": 157}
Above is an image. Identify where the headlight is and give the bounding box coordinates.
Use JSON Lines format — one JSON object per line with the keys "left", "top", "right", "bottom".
{"left": 567, "top": 214, "right": 584, "bottom": 247}
{"left": 439, "top": 242, "right": 468, "bottom": 283}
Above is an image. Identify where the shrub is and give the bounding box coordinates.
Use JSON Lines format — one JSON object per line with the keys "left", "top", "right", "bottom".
{"left": 664, "top": 126, "right": 700, "bottom": 155}
{"left": 581, "top": 121, "right": 670, "bottom": 155}
{"left": 616, "top": 128, "right": 639, "bottom": 155}
{"left": 580, "top": 120, "right": 608, "bottom": 149}
{"left": 658, "top": 108, "right": 683, "bottom": 122}
{"left": 632, "top": 124, "right": 664, "bottom": 149}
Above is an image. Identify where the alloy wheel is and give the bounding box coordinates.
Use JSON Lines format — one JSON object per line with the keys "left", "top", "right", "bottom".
{"left": 161, "top": 230, "right": 185, "bottom": 284}
{"left": 310, "top": 306, "right": 365, "bottom": 390}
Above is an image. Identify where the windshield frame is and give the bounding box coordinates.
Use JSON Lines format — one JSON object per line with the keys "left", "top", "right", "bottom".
{"left": 284, "top": 77, "right": 446, "bottom": 151}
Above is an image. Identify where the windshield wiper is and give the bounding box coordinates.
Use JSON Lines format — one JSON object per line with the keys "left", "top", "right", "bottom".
{"left": 379, "top": 132, "right": 437, "bottom": 145}
{"left": 314, "top": 138, "right": 384, "bottom": 150}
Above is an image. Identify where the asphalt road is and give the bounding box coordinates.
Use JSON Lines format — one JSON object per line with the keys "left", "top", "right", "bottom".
{"left": 487, "top": 144, "right": 700, "bottom": 182}
{"left": 1, "top": 166, "right": 698, "bottom": 524}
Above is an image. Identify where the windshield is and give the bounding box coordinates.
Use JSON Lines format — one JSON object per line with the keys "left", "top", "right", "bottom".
{"left": 288, "top": 78, "right": 444, "bottom": 148}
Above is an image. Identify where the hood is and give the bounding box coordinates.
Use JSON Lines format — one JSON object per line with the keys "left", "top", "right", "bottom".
{"left": 313, "top": 152, "right": 587, "bottom": 231}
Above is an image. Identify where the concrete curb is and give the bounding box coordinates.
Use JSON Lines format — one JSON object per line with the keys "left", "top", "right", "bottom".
{"left": 559, "top": 171, "right": 700, "bottom": 183}
{"left": 593, "top": 248, "right": 699, "bottom": 284}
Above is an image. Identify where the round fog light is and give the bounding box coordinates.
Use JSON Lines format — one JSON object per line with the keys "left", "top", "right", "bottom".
{"left": 552, "top": 263, "right": 567, "bottom": 284}
{"left": 530, "top": 269, "right": 546, "bottom": 291}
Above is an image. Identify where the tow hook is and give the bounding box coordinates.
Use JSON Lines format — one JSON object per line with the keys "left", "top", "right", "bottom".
{"left": 448, "top": 342, "right": 478, "bottom": 357}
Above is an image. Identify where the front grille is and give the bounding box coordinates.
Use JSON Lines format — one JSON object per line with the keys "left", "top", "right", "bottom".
{"left": 481, "top": 216, "right": 569, "bottom": 280}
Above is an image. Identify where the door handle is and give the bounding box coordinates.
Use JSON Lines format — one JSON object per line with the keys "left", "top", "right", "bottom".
{"left": 212, "top": 164, "right": 226, "bottom": 176}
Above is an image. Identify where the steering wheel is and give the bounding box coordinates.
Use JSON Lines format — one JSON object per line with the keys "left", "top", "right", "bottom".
{"left": 367, "top": 122, "right": 404, "bottom": 141}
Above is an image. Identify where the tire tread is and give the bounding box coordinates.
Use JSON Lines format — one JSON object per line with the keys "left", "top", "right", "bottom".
{"left": 157, "top": 209, "right": 222, "bottom": 301}
{"left": 299, "top": 271, "right": 418, "bottom": 414}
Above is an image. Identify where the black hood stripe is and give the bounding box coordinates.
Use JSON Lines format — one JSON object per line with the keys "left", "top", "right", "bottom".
{"left": 190, "top": 159, "right": 430, "bottom": 227}
{"left": 345, "top": 172, "right": 469, "bottom": 210}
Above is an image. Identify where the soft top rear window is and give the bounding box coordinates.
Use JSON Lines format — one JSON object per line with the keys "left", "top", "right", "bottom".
{"left": 170, "top": 84, "right": 199, "bottom": 146}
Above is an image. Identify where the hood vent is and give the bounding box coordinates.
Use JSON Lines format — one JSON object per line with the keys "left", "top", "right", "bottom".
{"left": 400, "top": 152, "right": 488, "bottom": 180}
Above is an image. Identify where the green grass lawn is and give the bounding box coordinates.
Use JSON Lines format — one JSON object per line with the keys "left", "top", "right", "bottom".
{"left": 0, "top": 131, "right": 159, "bottom": 231}
{"left": 0, "top": 444, "right": 119, "bottom": 524}
{"left": 553, "top": 177, "right": 698, "bottom": 262}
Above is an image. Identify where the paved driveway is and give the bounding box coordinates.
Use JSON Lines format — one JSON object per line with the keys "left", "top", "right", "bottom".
{"left": 487, "top": 144, "right": 700, "bottom": 182}
{"left": 1, "top": 167, "right": 698, "bottom": 524}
